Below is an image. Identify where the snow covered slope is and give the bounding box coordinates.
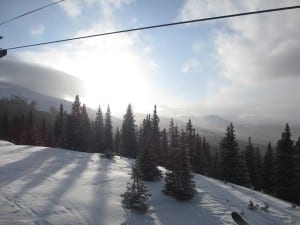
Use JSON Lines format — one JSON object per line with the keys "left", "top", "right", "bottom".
{"left": 0, "top": 142, "right": 299, "bottom": 225}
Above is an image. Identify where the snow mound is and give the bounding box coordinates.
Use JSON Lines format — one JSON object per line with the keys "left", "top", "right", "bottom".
{"left": 0, "top": 145, "right": 299, "bottom": 225}
{"left": 0, "top": 140, "right": 15, "bottom": 146}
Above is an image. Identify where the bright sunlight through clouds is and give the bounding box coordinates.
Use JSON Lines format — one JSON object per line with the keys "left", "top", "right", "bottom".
{"left": 17, "top": 0, "right": 158, "bottom": 114}
{"left": 19, "top": 30, "right": 156, "bottom": 114}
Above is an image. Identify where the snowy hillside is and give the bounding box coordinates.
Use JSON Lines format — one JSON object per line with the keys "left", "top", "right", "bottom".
{"left": 0, "top": 142, "right": 299, "bottom": 225}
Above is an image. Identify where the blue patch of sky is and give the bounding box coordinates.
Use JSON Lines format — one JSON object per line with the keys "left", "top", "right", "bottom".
{"left": 0, "top": 0, "right": 102, "bottom": 52}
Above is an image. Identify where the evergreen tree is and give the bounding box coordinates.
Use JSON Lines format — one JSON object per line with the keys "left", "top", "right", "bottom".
{"left": 72, "top": 95, "right": 81, "bottom": 118}
{"left": 220, "top": 123, "right": 250, "bottom": 186}
{"left": 151, "top": 105, "right": 161, "bottom": 163}
{"left": 238, "top": 149, "right": 251, "bottom": 187}
{"left": 121, "top": 104, "right": 137, "bottom": 158}
{"left": 203, "top": 137, "right": 212, "bottom": 176}
{"left": 139, "top": 115, "right": 161, "bottom": 181}
{"left": 193, "top": 135, "right": 205, "bottom": 174}
{"left": 94, "top": 105, "right": 104, "bottom": 153}
{"left": 163, "top": 131, "right": 196, "bottom": 201}
{"left": 211, "top": 151, "right": 220, "bottom": 179}
{"left": 275, "top": 124, "right": 297, "bottom": 203}
{"left": 245, "top": 136, "right": 256, "bottom": 188}
{"left": 121, "top": 160, "right": 151, "bottom": 212}
{"left": 168, "top": 118, "right": 180, "bottom": 169}
{"left": 185, "top": 119, "right": 196, "bottom": 169}
{"left": 22, "top": 110, "right": 39, "bottom": 145}
{"left": 262, "top": 142, "right": 275, "bottom": 194}
{"left": 253, "top": 147, "right": 263, "bottom": 190}
{"left": 79, "top": 104, "right": 90, "bottom": 152}
{"left": 163, "top": 148, "right": 179, "bottom": 196}
{"left": 159, "top": 128, "right": 169, "bottom": 167}
{"left": 164, "top": 122, "right": 180, "bottom": 194}
{"left": 68, "top": 95, "right": 81, "bottom": 150}
{"left": 104, "top": 105, "right": 113, "bottom": 157}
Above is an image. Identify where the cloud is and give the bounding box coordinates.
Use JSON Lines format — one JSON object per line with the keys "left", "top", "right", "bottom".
{"left": 179, "top": 0, "right": 300, "bottom": 83}
{"left": 192, "top": 41, "right": 203, "bottom": 53}
{"left": 31, "top": 24, "right": 45, "bottom": 35}
{"left": 59, "top": 0, "right": 82, "bottom": 17}
{"left": 176, "top": 0, "right": 300, "bottom": 123}
{"left": 178, "top": 0, "right": 240, "bottom": 22}
{"left": 58, "top": 0, "right": 134, "bottom": 18}
{"left": 182, "top": 58, "right": 202, "bottom": 73}
{"left": 203, "top": 78, "right": 300, "bottom": 123}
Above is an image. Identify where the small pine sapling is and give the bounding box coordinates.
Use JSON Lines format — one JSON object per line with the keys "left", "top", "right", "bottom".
{"left": 121, "top": 161, "right": 151, "bottom": 212}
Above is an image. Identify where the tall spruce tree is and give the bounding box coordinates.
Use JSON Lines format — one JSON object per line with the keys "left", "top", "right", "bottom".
{"left": 79, "top": 104, "right": 90, "bottom": 152}
{"left": 151, "top": 105, "right": 161, "bottom": 163}
{"left": 121, "top": 104, "right": 137, "bottom": 158}
{"left": 69, "top": 95, "right": 81, "bottom": 150}
{"left": 159, "top": 128, "right": 169, "bottom": 167}
{"left": 203, "top": 137, "right": 212, "bottom": 176}
{"left": 168, "top": 118, "right": 180, "bottom": 169}
{"left": 94, "top": 105, "right": 104, "bottom": 153}
{"left": 262, "top": 142, "right": 275, "bottom": 194}
{"left": 275, "top": 124, "right": 297, "bottom": 203}
{"left": 104, "top": 105, "right": 113, "bottom": 156}
{"left": 253, "top": 147, "right": 263, "bottom": 190}
{"left": 238, "top": 149, "right": 251, "bottom": 187}
{"left": 139, "top": 115, "right": 161, "bottom": 181}
{"left": 164, "top": 123, "right": 180, "bottom": 197}
{"left": 185, "top": 119, "right": 196, "bottom": 169}
{"left": 22, "top": 110, "right": 38, "bottom": 145}
{"left": 245, "top": 136, "right": 255, "bottom": 188}
{"left": 211, "top": 151, "right": 220, "bottom": 179}
{"left": 193, "top": 135, "right": 205, "bottom": 174}
{"left": 220, "top": 123, "right": 249, "bottom": 186}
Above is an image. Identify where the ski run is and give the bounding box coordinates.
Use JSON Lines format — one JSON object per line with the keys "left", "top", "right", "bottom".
{"left": 0, "top": 141, "right": 299, "bottom": 225}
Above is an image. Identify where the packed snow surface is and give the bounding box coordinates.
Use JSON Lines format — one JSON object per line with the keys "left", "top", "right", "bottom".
{"left": 0, "top": 141, "right": 299, "bottom": 225}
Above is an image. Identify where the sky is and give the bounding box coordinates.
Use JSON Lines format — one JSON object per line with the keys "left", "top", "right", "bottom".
{"left": 0, "top": 0, "right": 300, "bottom": 123}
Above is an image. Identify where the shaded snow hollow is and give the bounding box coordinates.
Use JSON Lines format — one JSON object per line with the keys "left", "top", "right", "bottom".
{"left": 0, "top": 141, "right": 299, "bottom": 225}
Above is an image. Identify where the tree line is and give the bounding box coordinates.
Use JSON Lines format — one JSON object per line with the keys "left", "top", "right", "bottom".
{"left": 0, "top": 95, "right": 299, "bottom": 205}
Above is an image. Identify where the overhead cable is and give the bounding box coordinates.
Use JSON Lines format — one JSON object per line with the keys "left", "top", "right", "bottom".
{"left": 0, "top": 0, "right": 65, "bottom": 26}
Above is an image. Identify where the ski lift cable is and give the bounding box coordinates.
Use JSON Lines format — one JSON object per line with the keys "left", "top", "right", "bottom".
{"left": 0, "top": 0, "right": 65, "bottom": 26}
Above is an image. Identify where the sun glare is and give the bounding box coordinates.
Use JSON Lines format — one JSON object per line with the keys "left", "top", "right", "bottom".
{"left": 81, "top": 53, "right": 154, "bottom": 115}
